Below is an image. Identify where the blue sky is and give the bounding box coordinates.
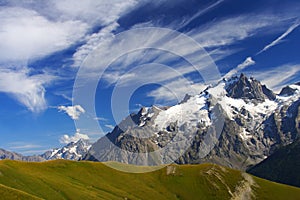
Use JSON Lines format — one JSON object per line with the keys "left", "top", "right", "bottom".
{"left": 0, "top": 0, "right": 299, "bottom": 155}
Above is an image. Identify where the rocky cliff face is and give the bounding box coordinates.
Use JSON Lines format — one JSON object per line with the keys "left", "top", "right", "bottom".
{"left": 84, "top": 74, "right": 300, "bottom": 170}
{"left": 225, "top": 73, "right": 276, "bottom": 101}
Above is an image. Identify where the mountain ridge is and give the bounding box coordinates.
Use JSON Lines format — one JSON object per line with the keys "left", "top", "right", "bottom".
{"left": 0, "top": 139, "right": 91, "bottom": 162}
{"left": 1, "top": 74, "right": 299, "bottom": 179}
{"left": 84, "top": 73, "right": 300, "bottom": 171}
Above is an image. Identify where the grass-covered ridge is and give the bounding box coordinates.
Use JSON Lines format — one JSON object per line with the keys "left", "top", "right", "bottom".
{"left": 0, "top": 160, "right": 299, "bottom": 200}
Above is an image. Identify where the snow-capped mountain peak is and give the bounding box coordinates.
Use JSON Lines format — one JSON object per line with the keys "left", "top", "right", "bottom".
{"left": 84, "top": 73, "right": 300, "bottom": 170}
{"left": 41, "top": 139, "right": 91, "bottom": 161}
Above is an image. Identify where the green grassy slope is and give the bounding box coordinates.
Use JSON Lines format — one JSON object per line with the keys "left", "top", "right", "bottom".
{"left": 0, "top": 160, "right": 299, "bottom": 200}
{"left": 0, "top": 183, "right": 42, "bottom": 200}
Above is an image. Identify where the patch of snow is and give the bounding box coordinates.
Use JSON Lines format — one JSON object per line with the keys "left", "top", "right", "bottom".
{"left": 276, "top": 85, "right": 300, "bottom": 108}
{"left": 141, "top": 107, "right": 149, "bottom": 116}
{"left": 68, "top": 146, "right": 78, "bottom": 154}
{"left": 154, "top": 94, "right": 210, "bottom": 131}
{"left": 289, "top": 84, "right": 300, "bottom": 90}
{"left": 240, "top": 128, "right": 252, "bottom": 141}
{"left": 207, "top": 81, "right": 278, "bottom": 120}
{"left": 139, "top": 121, "right": 146, "bottom": 127}
{"left": 50, "top": 149, "right": 59, "bottom": 157}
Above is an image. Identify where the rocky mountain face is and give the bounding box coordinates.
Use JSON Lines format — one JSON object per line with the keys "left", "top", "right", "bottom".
{"left": 83, "top": 74, "right": 300, "bottom": 170}
{"left": 226, "top": 73, "right": 276, "bottom": 101}
{"left": 0, "top": 139, "right": 91, "bottom": 162}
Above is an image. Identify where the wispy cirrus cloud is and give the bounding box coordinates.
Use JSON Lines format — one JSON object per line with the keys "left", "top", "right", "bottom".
{"left": 0, "top": 0, "right": 145, "bottom": 63}
{"left": 8, "top": 144, "right": 42, "bottom": 150}
{"left": 178, "top": 0, "right": 225, "bottom": 29}
{"left": 52, "top": 0, "right": 140, "bottom": 26}
{"left": 105, "top": 124, "right": 115, "bottom": 130}
{"left": 76, "top": 12, "right": 298, "bottom": 104}
{"left": 0, "top": 7, "right": 88, "bottom": 62}
{"left": 72, "top": 22, "right": 120, "bottom": 67}
{"left": 147, "top": 78, "right": 206, "bottom": 103}
{"left": 188, "top": 14, "right": 287, "bottom": 49}
{"left": 0, "top": 67, "right": 55, "bottom": 112}
{"left": 248, "top": 64, "right": 300, "bottom": 92}
{"left": 0, "top": 0, "right": 145, "bottom": 112}
{"left": 257, "top": 21, "right": 300, "bottom": 55}
{"left": 6, "top": 142, "right": 45, "bottom": 155}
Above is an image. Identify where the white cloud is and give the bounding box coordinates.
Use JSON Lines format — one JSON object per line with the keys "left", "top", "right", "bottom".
{"left": 224, "top": 57, "right": 255, "bottom": 79}
{"left": 105, "top": 124, "right": 115, "bottom": 130}
{"left": 0, "top": 1, "right": 146, "bottom": 63}
{"left": 178, "top": 0, "right": 225, "bottom": 29}
{"left": 55, "top": 93, "right": 73, "bottom": 102}
{"left": 257, "top": 21, "right": 300, "bottom": 55}
{"left": 8, "top": 144, "right": 41, "bottom": 150}
{"left": 94, "top": 117, "right": 108, "bottom": 121}
{"left": 76, "top": 12, "right": 293, "bottom": 83}
{"left": 148, "top": 78, "right": 206, "bottom": 103}
{"left": 0, "top": 7, "right": 88, "bottom": 62}
{"left": 72, "top": 22, "right": 119, "bottom": 67}
{"left": 188, "top": 15, "right": 284, "bottom": 49}
{"left": 0, "top": 67, "right": 55, "bottom": 112}
{"left": 58, "top": 105, "right": 85, "bottom": 120}
{"left": 248, "top": 64, "right": 300, "bottom": 92}
{"left": 59, "top": 129, "right": 90, "bottom": 144}
{"left": 63, "top": 0, "right": 145, "bottom": 67}
{"left": 53, "top": 0, "right": 139, "bottom": 26}
{"left": 6, "top": 142, "right": 45, "bottom": 155}
{"left": 0, "top": 1, "right": 144, "bottom": 112}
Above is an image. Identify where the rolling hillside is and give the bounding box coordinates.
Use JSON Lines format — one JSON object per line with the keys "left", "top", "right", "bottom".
{"left": 0, "top": 160, "right": 299, "bottom": 200}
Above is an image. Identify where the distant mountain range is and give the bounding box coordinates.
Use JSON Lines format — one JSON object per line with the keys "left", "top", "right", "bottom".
{"left": 0, "top": 148, "right": 44, "bottom": 162}
{"left": 0, "top": 139, "right": 91, "bottom": 161}
{"left": 1, "top": 73, "right": 299, "bottom": 187}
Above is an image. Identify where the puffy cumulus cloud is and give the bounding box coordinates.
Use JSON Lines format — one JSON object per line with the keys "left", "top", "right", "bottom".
{"left": 0, "top": 67, "right": 55, "bottom": 112}
{"left": 58, "top": 105, "right": 85, "bottom": 120}
{"left": 59, "top": 129, "right": 90, "bottom": 144}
